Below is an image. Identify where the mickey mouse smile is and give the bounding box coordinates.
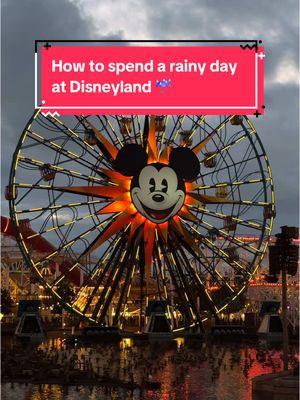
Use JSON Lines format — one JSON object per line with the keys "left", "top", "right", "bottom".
{"left": 130, "top": 164, "right": 186, "bottom": 224}
{"left": 141, "top": 203, "right": 177, "bottom": 221}
{"left": 114, "top": 144, "right": 200, "bottom": 224}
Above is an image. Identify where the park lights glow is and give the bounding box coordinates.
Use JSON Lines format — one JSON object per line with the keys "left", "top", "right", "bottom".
{"left": 58, "top": 116, "right": 233, "bottom": 278}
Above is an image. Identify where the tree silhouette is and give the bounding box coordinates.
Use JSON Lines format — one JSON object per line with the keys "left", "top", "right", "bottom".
{"left": 1, "top": 289, "right": 14, "bottom": 315}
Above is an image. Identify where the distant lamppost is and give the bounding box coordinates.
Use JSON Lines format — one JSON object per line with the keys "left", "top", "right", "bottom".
{"left": 269, "top": 226, "right": 299, "bottom": 371}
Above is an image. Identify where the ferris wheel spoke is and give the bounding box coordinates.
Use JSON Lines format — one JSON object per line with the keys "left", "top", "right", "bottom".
{"left": 137, "top": 242, "right": 146, "bottom": 331}
{"left": 162, "top": 247, "right": 194, "bottom": 324}
{"left": 170, "top": 233, "right": 220, "bottom": 316}
{"left": 157, "top": 116, "right": 168, "bottom": 153}
{"left": 75, "top": 234, "right": 127, "bottom": 316}
{"left": 153, "top": 245, "right": 172, "bottom": 321}
{"left": 234, "top": 141, "right": 258, "bottom": 178}
{"left": 26, "top": 130, "right": 103, "bottom": 172}
{"left": 216, "top": 226, "right": 263, "bottom": 255}
{"left": 187, "top": 193, "right": 271, "bottom": 207}
{"left": 90, "top": 232, "right": 126, "bottom": 280}
{"left": 115, "top": 116, "right": 132, "bottom": 145}
{"left": 119, "top": 264, "right": 136, "bottom": 329}
{"left": 173, "top": 229, "right": 236, "bottom": 294}
{"left": 18, "top": 156, "right": 106, "bottom": 184}
{"left": 199, "top": 129, "right": 254, "bottom": 165}
{"left": 237, "top": 185, "right": 269, "bottom": 216}
{"left": 24, "top": 211, "right": 97, "bottom": 241}
{"left": 160, "top": 235, "right": 201, "bottom": 322}
{"left": 227, "top": 179, "right": 268, "bottom": 203}
{"left": 187, "top": 192, "right": 238, "bottom": 205}
{"left": 175, "top": 115, "right": 205, "bottom": 143}
{"left": 179, "top": 219, "right": 252, "bottom": 277}
{"left": 80, "top": 116, "right": 119, "bottom": 162}
{"left": 92, "top": 246, "right": 132, "bottom": 322}
{"left": 34, "top": 215, "right": 113, "bottom": 268}
{"left": 187, "top": 205, "right": 265, "bottom": 232}
{"left": 44, "top": 115, "right": 102, "bottom": 162}
{"left": 14, "top": 176, "right": 47, "bottom": 205}
{"left": 200, "top": 237, "right": 252, "bottom": 278}
{"left": 130, "top": 116, "right": 141, "bottom": 145}
{"left": 187, "top": 217, "right": 262, "bottom": 256}
{"left": 113, "top": 258, "right": 136, "bottom": 326}
{"left": 195, "top": 177, "right": 270, "bottom": 191}
{"left": 135, "top": 116, "right": 144, "bottom": 145}
{"left": 48, "top": 184, "right": 127, "bottom": 199}
{"left": 166, "top": 115, "right": 185, "bottom": 144}
{"left": 191, "top": 115, "right": 230, "bottom": 154}
{"left": 15, "top": 199, "right": 107, "bottom": 216}
{"left": 200, "top": 154, "right": 265, "bottom": 179}
{"left": 167, "top": 245, "right": 204, "bottom": 327}
{"left": 152, "top": 255, "right": 163, "bottom": 299}
{"left": 80, "top": 213, "right": 133, "bottom": 257}
{"left": 188, "top": 115, "right": 206, "bottom": 132}
{"left": 153, "top": 243, "right": 166, "bottom": 297}
{"left": 97, "top": 115, "right": 124, "bottom": 148}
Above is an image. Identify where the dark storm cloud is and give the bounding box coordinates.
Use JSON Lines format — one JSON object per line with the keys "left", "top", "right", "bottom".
{"left": 255, "top": 83, "right": 299, "bottom": 228}
{"left": 0, "top": 0, "right": 123, "bottom": 215}
{"left": 1, "top": 0, "right": 299, "bottom": 231}
{"left": 1, "top": 0, "right": 87, "bottom": 186}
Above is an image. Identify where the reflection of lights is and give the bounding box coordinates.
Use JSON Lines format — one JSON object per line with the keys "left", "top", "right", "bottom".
{"left": 120, "top": 337, "right": 133, "bottom": 350}
{"left": 175, "top": 337, "right": 185, "bottom": 350}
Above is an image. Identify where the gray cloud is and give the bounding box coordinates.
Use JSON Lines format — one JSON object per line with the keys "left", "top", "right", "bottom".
{"left": 1, "top": 0, "right": 299, "bottom": 232}
{"left": 1, "top": 0, "right": 122, "bottom": 214}
{"left": 1, "top": 0, "right": 88, "bottom": 185}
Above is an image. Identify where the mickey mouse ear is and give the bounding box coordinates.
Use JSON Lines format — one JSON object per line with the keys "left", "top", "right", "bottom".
{"left": 114, "top": 144, "right": 148, "bottom": 176}
{"left": 169, "top": 147, "right": 200, "bottom": 181}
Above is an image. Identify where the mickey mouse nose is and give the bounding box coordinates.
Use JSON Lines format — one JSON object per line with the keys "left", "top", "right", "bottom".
{"left": 152, "top": 194, "right": 164, "bottom": 203}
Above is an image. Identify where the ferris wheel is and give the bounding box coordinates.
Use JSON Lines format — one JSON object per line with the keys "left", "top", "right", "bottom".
{"left": 7, "top": 112, "right": 275, "bottom": 331}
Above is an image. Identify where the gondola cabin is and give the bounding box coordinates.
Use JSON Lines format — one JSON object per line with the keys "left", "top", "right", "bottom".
{"left": 84, "top": 129, "right": 97, "bottom": 146}
{"left": 223, "top": 216, "right": 237, "bottom": 231}
{"left": 40, "top": 164, "right": 56, "bottom": 182}
{"left": 154, "top": 115, "right": 166, "bottom": 132}
{"left": 230, "top": 115, "right": 243, "bottom": 125}
{"left": 203, "top": 152, "right": 217, "bottom": 168}
{"left": 5, "top": 185, "right": 17, "bottom": 200}
{"left": 179, "top": 130, "right": 193, "bottom": 147}
{"left": 215, "top": 186, "right": 228, "bottom": 198}
{"left": 120, "top": 118, "right": 132, "bottom": 135}
{"left": 264, "top": 204, "right": 276, "bottom": 219}
{"left": 227, "top": 246, "right": 240, "bottom": 262}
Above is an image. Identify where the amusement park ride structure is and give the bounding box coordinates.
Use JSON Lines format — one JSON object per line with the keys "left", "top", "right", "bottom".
{"left": 4, "top": 113, "right": 277, "bottom": 332}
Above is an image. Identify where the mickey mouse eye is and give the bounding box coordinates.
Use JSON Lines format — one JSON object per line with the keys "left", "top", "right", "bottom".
{"left": 162, "top": 178, "right": 168, "bottom": 193}
{"left": 149, "top": 178, "right": 155, "bottom": 193}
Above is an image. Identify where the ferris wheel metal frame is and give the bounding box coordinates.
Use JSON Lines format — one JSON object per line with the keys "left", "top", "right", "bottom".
{"left": 8, "top": 111, "right": 275, "bottom": 332}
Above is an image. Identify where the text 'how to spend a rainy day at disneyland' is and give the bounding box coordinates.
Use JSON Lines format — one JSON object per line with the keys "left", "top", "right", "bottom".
{"left": 37, "top": 43, "right": 264, "bottom": 115}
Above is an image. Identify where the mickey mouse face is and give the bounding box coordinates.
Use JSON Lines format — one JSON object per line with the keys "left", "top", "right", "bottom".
{"left": 131, "top": 164, "right": 185, "bottom": 223}
{"left": 114, "top": 144, "right": 200, "bottom": 224}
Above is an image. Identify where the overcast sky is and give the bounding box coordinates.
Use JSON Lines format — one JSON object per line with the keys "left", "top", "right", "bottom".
{"left": 1, "top": 0, "right": 299, "bottom": 232}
